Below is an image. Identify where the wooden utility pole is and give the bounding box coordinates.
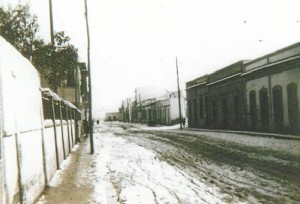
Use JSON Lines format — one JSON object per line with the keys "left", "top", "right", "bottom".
{"left": 48, "top": 0, "right": 55, "bottom": 45}
{"left": 139, "top": 93, "right": 143, "bottom": 124}
{"left": 84, "top": 0, "right": 94, "bottom": 154}
{"left": 176, "top": 57, "right": 183, "bottom": 129}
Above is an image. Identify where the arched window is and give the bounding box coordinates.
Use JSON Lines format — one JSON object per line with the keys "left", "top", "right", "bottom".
{"left": 259, "top": 88, "right": 269, "bottom": 131}
{"left": 249, "top": 90, "right": 257, "bottom": 130}
{"left": 193, "top": 99, "right": 198, "bottom": 122}
{"left": 222, "top": 97, "right": 228, "bottom": 129}
{"left": 287, "top": 83, "right": 299, "bottom": 133}
{"left": 212, "top": 99, "right": 218, "bottom": 125}
{"left": 199, "top": 95, "right": 204, "bottom": 119}
{"left": 205, "top": 96, "right": 210, "bottom": 125}
{"left": 272, "top": 86, "right": 284, "bottom": 132}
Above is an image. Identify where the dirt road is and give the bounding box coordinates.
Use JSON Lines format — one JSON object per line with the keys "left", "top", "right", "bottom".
{"left": 37, "top": 122, "right": 300, "bottom": 204}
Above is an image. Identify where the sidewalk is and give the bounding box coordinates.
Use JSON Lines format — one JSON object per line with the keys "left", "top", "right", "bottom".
{"left": 36, "top": 136, "right": 94, "bottom": 204}
{"left": 187, "top": 128, "right": 300, "bottom": 140}
{"left": 122, "top": 122, "right": 300, "bottom": 140}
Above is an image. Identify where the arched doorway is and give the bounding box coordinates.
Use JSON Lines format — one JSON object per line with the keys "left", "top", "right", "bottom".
{"left": 259, "top": 88, "right": 269, "bottom": 131}
{"left": 273, "top": 86, "right": 284, "bottom": 132}
{"left": 287, "top": 83, "right": 299, "bottom": 133}
{"left": 249, "top": 91, "right": 257, "bottom": 130}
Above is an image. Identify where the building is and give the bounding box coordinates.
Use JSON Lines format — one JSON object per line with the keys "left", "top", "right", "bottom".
{"left": 57, "top": 62, "right": 89, "bottom": 121}
{"left": 119, "top": 87, "right": 186, "bottom": 126}
{"left": 207, "top": 60, "right": 247, "bottom": 130}
{"left": 155, "top": 91, "right": 186, "bottom": 125}
{"left": 243, "top": 42, "right": 300, "bottom": 134}
{"left": 186, "top": 42, "right": 300, "bottom": 135}
{"left": 120, "top": 97, "right": 135, "bottom": 122}
{"left": 105, "top": 112, "right": 120, "bottom": 121}
{"left": 186, "top": 75, "right": 208, "bottom": 128}
{"left": 187, "top": 61, "right": 247, "bottom": 130}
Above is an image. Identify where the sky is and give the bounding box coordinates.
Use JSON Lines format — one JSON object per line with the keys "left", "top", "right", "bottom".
{"left": 2, "top": 0, "right": 300, "bottom": 112}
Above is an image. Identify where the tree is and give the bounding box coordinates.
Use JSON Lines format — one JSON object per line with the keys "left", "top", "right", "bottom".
{"left": 0, "top": 5, "right": 79, "bottom": 91}
{"left": 32, "top": 32, "right": 78, "bottom": 91}
{"left": 0, "top": 5, "right": 39, "bottom": 59}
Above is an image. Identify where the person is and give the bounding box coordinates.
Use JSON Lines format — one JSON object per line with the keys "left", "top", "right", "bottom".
{"left": 96, "top": 119, "right": 99, "bottom": 125}
{"left": 182, "top": 117, "right": 186, "bottom": 128}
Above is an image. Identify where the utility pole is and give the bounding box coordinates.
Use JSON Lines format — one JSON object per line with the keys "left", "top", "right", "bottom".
{"left": 48, "top": 0, "right": 55, "bottom": 45}
{"left": 128, "top": 98, "right": 132, "bottom": 123}
{"left": 139, "top": 93, "right": 142, "bottom": 124}
{"left": 176, "top": 57, "right": 183, "bottom": 129}
{"left": 84, "top": 0, "right": 94, "bottom": 154}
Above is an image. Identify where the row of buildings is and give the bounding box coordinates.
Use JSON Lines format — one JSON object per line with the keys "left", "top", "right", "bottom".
{"left": 118, "top": 87, "right": 186, "bottom": 125}
{"left": 186, "top": 42, "right": 300, "bottom": 134}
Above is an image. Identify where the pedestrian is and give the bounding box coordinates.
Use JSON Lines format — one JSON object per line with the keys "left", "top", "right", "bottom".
{"left": 182, "top": 117, "right": 186, "bottom": 128}
{"left": 96, "top": 119, "right": 99, "bottom": 125}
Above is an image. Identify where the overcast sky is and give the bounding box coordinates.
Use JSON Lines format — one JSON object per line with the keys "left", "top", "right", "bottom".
{"left": 2, "top": 0, "right": 300, "bottom": 112}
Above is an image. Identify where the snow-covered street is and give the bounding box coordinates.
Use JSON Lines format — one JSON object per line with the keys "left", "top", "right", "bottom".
{"left": 91, "top": 130, "right": 223, "bottom": 204}
{"left": 37, "top": 122, "right": 300, "bottom": 204}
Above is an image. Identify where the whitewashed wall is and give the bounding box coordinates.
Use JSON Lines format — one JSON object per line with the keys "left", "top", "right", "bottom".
{"left": 0, "top": 36, "right": 45, "bottom": 204}
{"left": 0, "top": 37, "right": 79, "bottom": 204}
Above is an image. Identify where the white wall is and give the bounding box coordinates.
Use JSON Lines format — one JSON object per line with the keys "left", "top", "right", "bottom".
{"left": 0, "top": 37, "right": 79, "bottom": 204}
{"left": 0, "top": 36, "right": 45, "bottom": 203}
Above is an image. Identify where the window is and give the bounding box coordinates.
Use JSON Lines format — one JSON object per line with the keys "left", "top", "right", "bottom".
{"left": 287, "top": 83, "right": 299, "bottom": 133}
{"left": 234, "top": 95, "right": 240, "bottom": 123}
{"left": 199, "top": 96, "right": 204, "bottom": 119}
{"left": 193, "top": 99, "right": 197, "bottom": 122}
{"left": 167, "top": 108, "right": 170, "bottom": 123}
{"left": 205, "top": 96, "right": 209, "bottom": 123}
{"left": 222, "top": 97, "right": 228, "bottom": 128}
{"left": 249, "top": 91, "right": 257, "bottom": 130}
{"left": 212, "top": 99, "right": 218, "bottom": 124}
{"left": 188, "top": 100, "right": 192, "bottom": 119}
{"left": 67, "top": 68, "right": 76, "bottom": 86}
{"left": 259, "top": 88, "right": 269, "bottom": 131}
{"left": 273, "top": 86, "right": 284, "bottom": 132}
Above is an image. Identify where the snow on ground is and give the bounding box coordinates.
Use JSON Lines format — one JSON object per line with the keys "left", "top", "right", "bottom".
{"left": 119, "top": 121, "right": 300, "bottom": 156}
{"left": 172, "top": 130, "right": 300, "bottom": 156}
{"left": 37, "top": 123, "right": 300, "bottom": 203}
{"left": 129, "top": 123, "right": 300, "bottom": 157}
{"left": 142, "top": 124, "right": 181, "bottom": 130}
{"left": 91, "top": 131, "right": 228, "bottom": 204}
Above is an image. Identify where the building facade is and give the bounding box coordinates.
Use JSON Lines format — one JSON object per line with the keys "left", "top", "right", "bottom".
{"left": 186, "top": 43, "right": 300, "bottom": 135}
{"left": 57, "top": 62, "right": 89, "bottom": 121}
{"left": 119, "top": 87, "right": 186, "bottom": 126}
{"left": 243, "top": 42, "right": 300, "bottom": 134}
{"left": 105, "top": 112, "right": 120, "bottom": 121}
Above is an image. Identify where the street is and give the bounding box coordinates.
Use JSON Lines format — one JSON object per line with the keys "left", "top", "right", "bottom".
{"left": 37, "top": 122, "right": 300, "bottom": 204}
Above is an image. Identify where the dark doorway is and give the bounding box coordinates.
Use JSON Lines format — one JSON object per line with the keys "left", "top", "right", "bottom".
{"left": 234, "top": 95, "right": 241, "bottom": 129}
{"left": 212, "top": 99, "right": 218, "bottom": 126}
{"left": 287, "top": 83, "right": 299, "bottom": 133}
{"left": 205, "top": 96, "right": 210, "bottom": 126}
{"left": 249, "top": 91, "right": 257, "bottom": 130}
{"left": 193, "top": 99, "right": 198, "bottom": 125}
{"left": 273, "top": 86, "right": 284, "bottom": 132}
{"left": 222, "top": 97, "right": 228, "bottom": 129}
{"left": 199, "top": 96, "right": 204, "bottom": 119}
{"left": 259, "top": 88, "right": 269, "bottom": 131}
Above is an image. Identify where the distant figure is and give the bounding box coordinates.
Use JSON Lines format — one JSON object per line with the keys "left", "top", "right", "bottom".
{"left": 96, "top": 119, "right": 99, "bottom": 125}
{"left": 182, "top": 117, "right": 186, "bottom": 128}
